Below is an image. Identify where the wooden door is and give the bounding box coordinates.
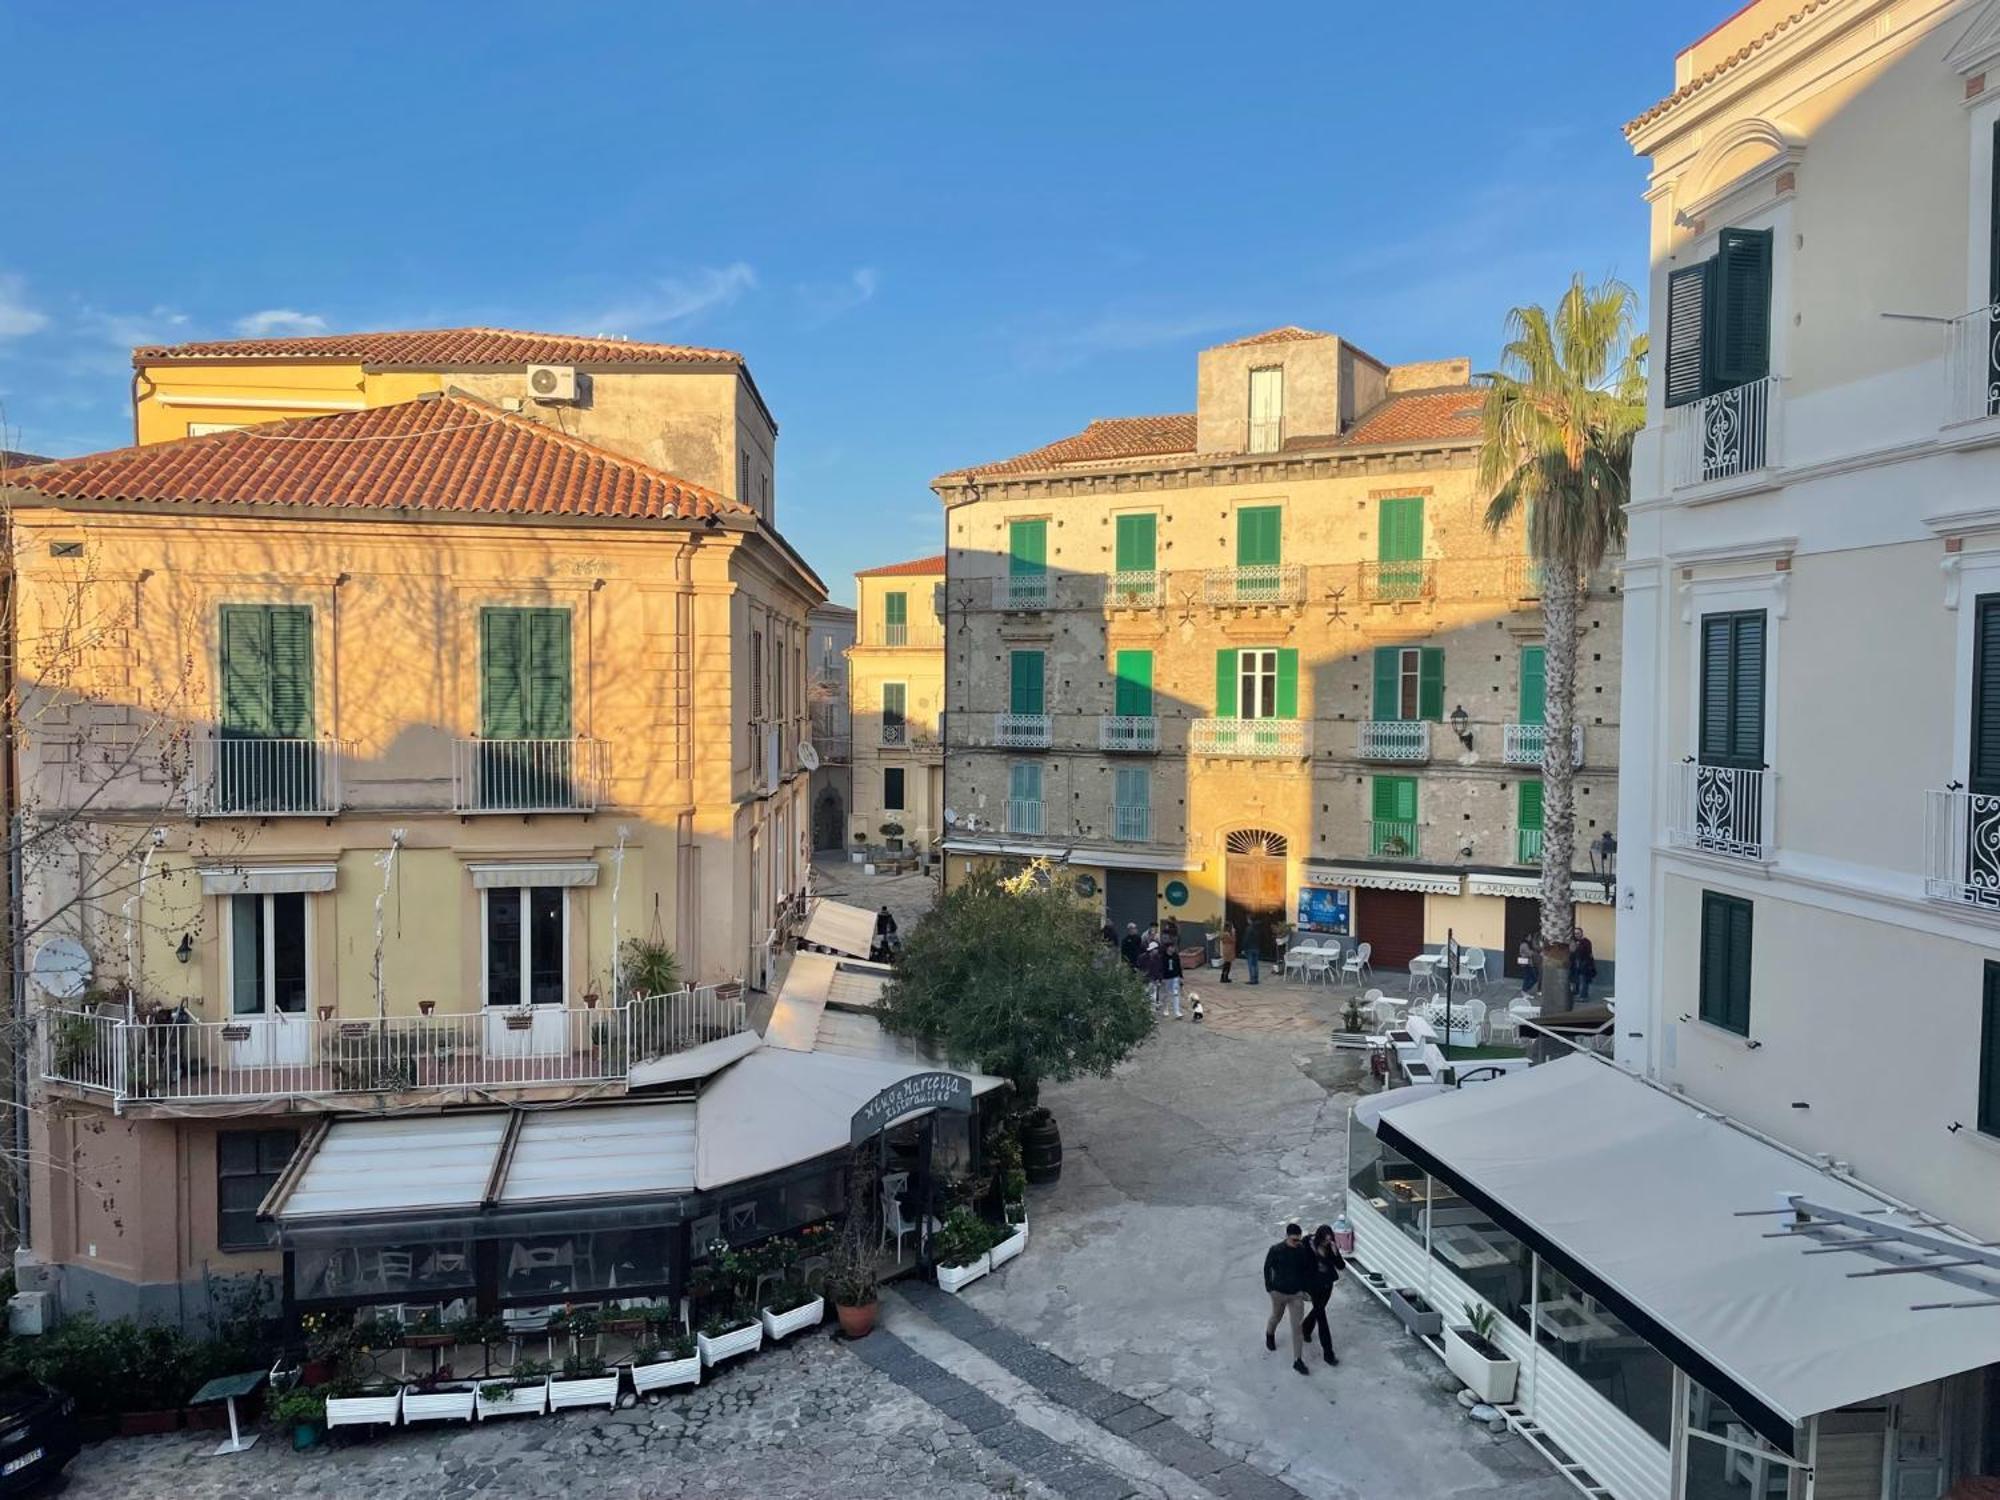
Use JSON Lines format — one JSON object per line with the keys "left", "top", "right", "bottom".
{"left": 1225, "top": 856, "right": 1287, "bottom": 960}
{"left": 1360, "top": 889, "right": 1426, "bottom": 969}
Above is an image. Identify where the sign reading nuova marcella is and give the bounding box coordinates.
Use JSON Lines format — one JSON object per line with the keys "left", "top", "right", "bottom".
{"left": 849, "top": 1070, "right": 974, "bottom": 1144}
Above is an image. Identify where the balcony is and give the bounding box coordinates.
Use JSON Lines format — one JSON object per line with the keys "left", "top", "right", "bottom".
{"left": 1203, "top": 564, "right": 1301, "bottom": 608}
{"left": 1370, "top": 820, "right": 1421, "bottom": 859}
{"left": 1517, "top": 827, "right": 1544, "bottom": 865}
{"left": 1502, "top": 723, "right": 1585, "bottom": 768}
{"left": 995, "top": 574, "right": 1050, "bottom": 611}
{"left": 1357, "top": 721, "right": 1432, "bottom": 762}
{"left": 189, "top": 735, "right": 351, "bottom": 817}
{"left": 1358, "top": 559, "right": 1435, "bottom": 603}
{"left": 37, "top": 985, "right": 749, "bottom": 1109}
{"left": 1113, "top": 804, "right": 1152, "bottom": 843}
{"left": 868, "top": 622, "right": 942, "bottom": 648}
{"left": 881, "top": 722, "right": 908, "bottom": 747}
{"left": 1947, "top": 304, "right": 2000, "bottom": 427}
{"left": 1004, "top": 799, "right": 1043, "bottom": 835}
{"left": 1099, "top": 715, "right": 1158, "bottom": 753}
{"left": 1189, "top": 717, "right": 1309, "bottom": 759}
{"left": 1667, "top": 376, "right": 1778, "bottom": 489}
{"left": 995, "top": 713, "right": 1051, "bottom": 749}
{"left": 1108, "top": 570, "right": 1165, "bottom": 609}
{"left": 884, "top": 622, "right": 908, "bottom": 646}
{"left": 1506, "top": 558, "right": 1546, "bottom": 601}
{"left": 1668, "top": 761, "right": 1773, "bottom": 861}
{"left": 1924, "top": 788, "right": 2000, "bottom": 909}
{"left": 452, "top": 737, "right": 607, "bottom": 814}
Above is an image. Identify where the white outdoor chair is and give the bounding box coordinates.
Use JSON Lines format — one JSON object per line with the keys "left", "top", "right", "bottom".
{"left": 1303, "top": 948, "right": 1334, "bottom": 986}
{"left": 1339, "top": 942, "right": 1372, "bottom": 986}
{"left": 1450, "top": 947, "right": 1486, "bottom": 1000}
{"left": 1485, "top": 1010, "right": 1522, "bottom": 1046}
{"left": 1283, "top": 944, "right": 1317, "bottom": 981}
{"left": 1508, "top": 997, "right": 1542, "bottom": 1021}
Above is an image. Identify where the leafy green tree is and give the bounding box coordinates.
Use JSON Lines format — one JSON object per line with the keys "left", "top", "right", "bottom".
{"left": 878, "top": 862, "right": 1153, "bottom": 1102}
{"left": 1478, "top": 275, "right": 1645, "bottom": 1012}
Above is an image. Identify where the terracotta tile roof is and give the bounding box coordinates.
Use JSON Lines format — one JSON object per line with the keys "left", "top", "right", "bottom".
{"left": 948, "top": 414, "right": 1197, "bottom": 478}
{"left": 132, "top": 326, "right": 743, "bottom": 368}
{"left": 1221, "top": 326, "right": 1332, "bottom": 347}
{"left": 5, "top": 393, "right": 750, "bottom": 524}
{"left": 1335, "top": 387, "right": 1485, "bottom": 447}
{"left": 856, "top": 553, "right": 947, "bottom": 578}
{"left": 1623, "top": 0, "right": 1829, "bottom": 137}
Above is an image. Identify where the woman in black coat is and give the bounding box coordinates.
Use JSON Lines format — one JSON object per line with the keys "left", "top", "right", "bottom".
{"left": 1300, "top": 1222, "right": 1345, "bottom": 1364}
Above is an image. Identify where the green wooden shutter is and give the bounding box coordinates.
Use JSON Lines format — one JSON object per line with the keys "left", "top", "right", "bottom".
{"left": 1377, "top": 498, "right": 1424, "bottom": 561}
{"left": 1519, "top": 647, "right": 1546, "bottom": 726}
{"left": 1700, "top": 891, "right": 1753, "bottom": 1035}
{"left": 1707, "top": 227, "right": 1772, "bottom": 390}
{"left": 884, "top": 592, "right": 907, "bottom": 628}
{"left": 1518, "top": 779, "right": 1544, "bottom": 832}
{"left": 1371, "top": 775, "right": 1416, "bottom": 823}
{"left": 1114, "top": 650, "right": 1153, "bottom": 717}
{"left": 1009, "top": 650, "right": 1044, "bottom": 715}
{"left": 1418, "top": 648, "right": 1445, "bottom": 722}
{"left": 881, "top": 682, "right": 906, "bottom": 727}
{"left": 1664, "top": 261, "right": 1710, "bottom": 409}
{"left": 1114, "top": 513, "right": 1156, "bottom": 572}
{"left": 1699, "top": 611, "right": 1765, "bottom": 768}
{"left": 1010, "top": 762, "right": 1041, "bottom": 802}
{"left": 1008, "top": 520, "right": 1047, "bottom": 576}
{"left": 1372, "top": 648, "right": 1399, "bottom": 720}
{"left": 1114, "top": 766, "right": 1148, "bottom": 810}
{"left": 525, "top": 608, "right": 572, "bottom": 739}
{"left": 220, "top": 606, "right": 274, "bottom": 737}
{"left": 1236, "top": 506, "right": 1281, "bottom": 566}
{"left": 265, "top": 607, "right": 314, "bottom": 738}
{"left": 1275, "top": 649, "right": 1298, "bottom": 719}
{"left": 1973, "top": 597, "right": 2000, "bottom": 796}
{"left": 1981, "top": 962, "right": 2000, "bottom": 1136}
{"left": 1215, "top": 649, "right": 1238, "bottom": 716}
{"left": 481, "top": 609, "right": 527, "bottom": 739}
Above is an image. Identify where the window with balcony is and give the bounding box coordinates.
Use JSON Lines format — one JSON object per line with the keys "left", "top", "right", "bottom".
{"left": 1369, "top": 497, "right": 1429, "bottom": 600}
{"left": 1112, "top": 512, "right": 1158, "bottom": 604}
{"left": 883, "top": 591, "right": 908, "bottom": 646}
{"left": 1698, "top": 890, "right": 1753, "bottom": 1035}
{"left": 1680, "top": 609, "right": 1768, "bottom": 858}
{"left": 1103, "top": 649, "right": 1157, "bottom": 752}
{"left": 1939, "top": 597, "right": 2000, "bottom": 906}
{"left": 881, "top": 681, "right": 907, "bottom": 744}
{"left": 1010, "top": 651, "right": 1044, "bottom": 716}
{"left": 217, "top": 603, "right": 318, "bottom": 812}
{"left": 1007, "top": 762, "right": 1043, "bottom": 835}
{"left": 1373, "top": 645, "right": 1442, "bottom": 723}
{"left": 1520, "top": 646, "right": 1545, "bottom": 726}
{"left": 1236, "top": 505, "right": 1282, "bottom": 574}
{"left": 1664, "top": 227, "right": 1774, "bottom": 485}
{"left": 217, "top": 1127, "right": 299, "bottom": 1251}
{"left": 1113, "top": 766, "right": 1150, "bottom": 842}
{"left": 478, "top": 607, "right": 577, "bottom": 810}
{"left": 485, "top": 885, "right": 566, "bottom": 1008}
{"left": 1248, "top": 366, "right": 1283, "bottom": 454}
{"left": 884, "top": 767, "right": 905, "bottom": 812}
{"left": 1007, "top": 519, "right": 1048, "bottom": 607}
{"left": 1371, "top": 775, "right": 1418, "bottom": 858}
{"left": 1517, "top": 779, "right": 1544, "bottom": 866}
{"left": 230, "top": 891, "right": 308, "bottom": 1017}
{"left": 1982, "top": 963, "right": 2000, "bottom": 1138}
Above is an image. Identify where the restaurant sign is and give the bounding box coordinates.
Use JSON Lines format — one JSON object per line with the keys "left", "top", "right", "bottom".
{"left": 850, "top": 1071, "right": 973, "bottom": 1144}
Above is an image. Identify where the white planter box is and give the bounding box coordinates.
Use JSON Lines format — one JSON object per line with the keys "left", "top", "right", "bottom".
{"left": 759, "top": 1296, "right": 824, "bottom": 1342}
{"left": 474, "top": 1379, "right": 548, "bottom": 1419}
{"left": 401, "top": 1384, "right": 476, "bottom": 1423}
{"left": 325, "top": 1388, "right": 403, "bottom": 1428}
{"left": 936, "top": 1254, "right": 990, "bottom": 1294}
{"left": 548, "top": 1373, "right": 621, "bottom": 1411}
{"left": 697, "top": 1321, "right": 764, "bottom": 1367}
{"left": 1443, "top": 1326, "right": 1519, "bottom": 1404}
{"left": 987, "top": 1225, "right": 1027, "bottom": 1269}
{"left": 630, "top": 1354, "right": 702, "bottom": 1395}
{"left": 850, "top": 851, "right": 866, "bottom": 864}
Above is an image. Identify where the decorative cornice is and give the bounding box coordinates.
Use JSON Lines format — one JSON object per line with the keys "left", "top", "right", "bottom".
{"left": 933, "top": 439, "right": 1478, "bottom": 506}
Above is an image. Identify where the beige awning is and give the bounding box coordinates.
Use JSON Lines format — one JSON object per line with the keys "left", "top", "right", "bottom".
{"left": 1306, "top": 862, "right": 1463, "bottom": 896}
{"left": 466, "top": 861, "right": 598, "bottom": 889}
{"left": 200, "top": 864, "right": 338, "bottom": 896}
{"left": 800, "top": 898, "right": 877, "bottom": 959}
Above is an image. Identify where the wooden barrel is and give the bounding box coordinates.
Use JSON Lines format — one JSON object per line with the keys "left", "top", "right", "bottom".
{"left": 1022, "top": 1112, "right": 1063, "bottom": 1185}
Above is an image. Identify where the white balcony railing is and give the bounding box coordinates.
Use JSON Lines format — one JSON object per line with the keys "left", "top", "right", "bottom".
{"left": 37, "top": 985, "right": 747, "bottom": 1107}
{"left": 1108, "top": 570, "right": 1165, "bottom": 608}
{"left": 1667, "top": 376, "right": 1779, "bottom": 489}
{"left": 1517, "top": 827, "right": 1545, "bottom": 865}
{"left": 1189, "top": 717, "right": 1309, "bottom": 759}
{"left": 1203, "top": 564, "right": 1302, "bottom": 607}
{"left": 1099, "top": 715, "right": 1158, "bottom": 753}
{"left": 995, "top": 574, "right": 1050, "bottom": 610}
{"left": 884, "top": 622, "right": 908, "bottom": 646}
{"left": 1668, "top": 761, "right": 1773, "bottom": 861}
{"left": 1948, "top": 304, "right": 2000, "bottom": 427}
{"left": 1502, "top": 723, "right": 1585, "bottom": 768}
{"left": 1005, "top": 799, "right": 1043, "bottom": 835}
{"left": 995, "top": 713, "right": 1051, "bottom": 749}
{"left": 1357, "top": 720, "right": 1432, "bottom": 762}
{"left": 1370, "top": 820, "right": 1421, "bottom": 859}
{"left": 1924, "top": 787, "right": 2000, "bottom": 908}
{"left": 1113, "top": 804, "right": 1152, "bottom": 843}
{"left": 189, "top": 735, "right": 350, "bottom": 817}
{"left": 451, "top": 738, "right": 607, "bottom": 814}
{"left": 1358, "top": 560, "right": 1435, "bottom": 603}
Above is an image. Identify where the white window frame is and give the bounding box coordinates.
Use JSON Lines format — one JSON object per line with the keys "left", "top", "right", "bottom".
{"left": 1677, "top": 567, "right": 1785, "bottom": 775}
{"left": 1393, "top": 647, "right": 1421, "bottom": 721}
{"left": 1239, "top": 649, "right": 1278, "bottom": 720}
{"left": 225, "top": 892, "right": 313, "bottom": 1018}
{"left": 480, "top": 885, "right": 571, "bottom": 1008}
{"left": 1247, "top": 366, "right": 1284, "bottom": 454}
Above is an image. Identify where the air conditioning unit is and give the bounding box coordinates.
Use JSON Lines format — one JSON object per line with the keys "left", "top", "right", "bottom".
{"left": 526, "top": 364, "right": 579, "bottom": 403}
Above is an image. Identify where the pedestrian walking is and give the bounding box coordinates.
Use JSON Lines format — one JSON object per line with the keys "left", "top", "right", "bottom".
{"left": 1101, "top": 920, "right": 1119, "bottom": 952}
{"left": 1142, "top": 939, "right": 1166, "bottom": 1012}
{"left": 1262, "top": 1222, "right": 1315, "bottom": 1375}
{"left": 1300, "top": 1223, "right": 1346, "bottom": 1365}
{"left": 1164, "top": 930, "right": 1184, "bottom": 1018}
{"left": 1121, "top": 922, "right": 1142, "bottom": 969}
{"left": 1517, "top": 937, "right": 1539, "bottom": 996}
{"left": 1570, "top": 932, "right": 1597, "bottom": 1002}
{"left": 1218, "top": 921, "right": 1238, "bottom": 984}
{"left": 871, "top": 905, "right": 899, "bottom": 963}
{"left": 1244, "top": 917, "right": 1263, "bottom": 984}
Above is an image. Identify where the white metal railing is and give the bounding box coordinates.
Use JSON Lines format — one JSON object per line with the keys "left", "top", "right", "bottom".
{"left": 881, "top": 722, "right": 907, "bottom": 746}
{"left": 452, "top": 738, "right": 607, "bottom": 814}
{"left": 1517, "top": 827, "right": 1544, "bottom": 865}
{"left": 1357, "top": 721, "right": 1432, "bottom": 761}
{"left": 1502, "top": 722, "right": 1584, "bottom": 768}
{"left": 1370, "top": 820, "right": 1421, "bottom": 859}
{"left": 1667, "top": 376, "right": 1779, "bottom": 488}
{"left": 1203, "top": 564, "right": 1302, "bottom": 607}
{"left": 1669, "top": 761, "right": 1773, "bottom": 861}
{"left": 1004, "top": 799, "right": 1043, "bottom": 835}
{"left": 995, "top": 713, "right": 1051, "bottom": 748}
{"left": 1189, "top": 717, "right": 1308, "bottom": 758}
{"left": 995, "top": 574, "right": 1050, "bottom": 610}
{"left": 1924, "top": 787, "right": 2000, "bottom": 908}
{"left": 1113, "top": 804, "right": 1152, "bottom": 842}
{"left": 1108, "top": 570, "right": 1164, "bottom": 608}
{"left": 1948, "top": 304, "right": 2000, "bottom": 426}
{"left": 189, "top": 735, "right": 350, "bottom": 817}
{"left": 37, "top": 985, "right": 747, "bottom": 1106}
{"left": 883, "top": 622, "right": 908, "bottom": 646}
{"left": 1099, "top": 715, "right": 1158, "bottom": 753}
{"left": 1358, "top": 559, "right": 1435, "bottom": 603}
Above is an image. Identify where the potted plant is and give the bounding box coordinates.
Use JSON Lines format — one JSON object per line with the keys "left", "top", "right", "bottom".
{"left": 400, "top": 1370, "right": 477, "bottom": 1424}
{"left": 758, "top": 1276, "right": 825, "bottom": 1342}
{"left": 628, "top": 1327, "right": 701, "bottom": 1396}
{"left": 987, "top": 1207, "right": 1028, "bottom": 1269}
{"left": 1388, "top": 1287, "right": 1443, "bottom": 1339}
{"left": 851, "top": 833, "right": 868, "bottom": 864}
{"left": 402, "top": 1308, "right": 454, "bottom": 1350}
{"left": 695, "top": 1304, "right": 763, "bottom": 1368}
{"left": 881, "top": 821, "right": 905, "bottom": 853}
{"left": 323, "top": 1377, "right": 403, "bottom": 1430}
{"left": 1443, "top": 1303, "right": 1518, "bottom": 1403}
{"left": 933, "top": 1207, "right": 994, "bottom": 1295}
{"left": 474, "top": 1359, "right": 550, "bottom": 1420}
{"left": 548, "top": 1351, "right": 620, "bottom": 1411}
{"left": 269, "top": 1386, "right": 327, "bottom": 1450}
{"left": 551, "top": 1304, "right": 603, "bottom": 1360}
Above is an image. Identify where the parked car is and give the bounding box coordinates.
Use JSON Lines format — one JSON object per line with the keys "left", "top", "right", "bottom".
{"left": 0, "top": 1378, "right": 79, "bottom": 1494}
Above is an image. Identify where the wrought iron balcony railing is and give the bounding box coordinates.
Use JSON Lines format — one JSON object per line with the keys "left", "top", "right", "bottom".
{"left": 1004, "top": 798, "right": 1043, "bottom": 835}
{"left": 1357, "top": 721, "right": 1432, "bottom": 762}
{"left": 1502, "top": 723, "right": 1584, "bottom": 768}
{"left": 995, "top": 574, "right": 1050, "bottom": 610}
{"left": 1108, "top": 570, "right": 1165, "bottom": 608}
{"left": 1668, "top": 760, "right": 1773, "bottom": 861}
{"left": 995, "top": 713, "right": 1051, "bottom": 749}
{"left": 1189, "top": 717, "right": 1308, "bottom": 759}
{"left": 189, "top": 735, "right": 351, "bottom": 817}
{"left": 1099, "top": 715, "right": 1158, "bottom": 753}
{"left": 1113, "top": 804, "right": 1152, "bottom": 843}
{"left": 1924, "top": 787, "right": 2000, "bottom": 909}
{"left": 1948, "top": 304, "right": 2000, "bottom": 426}
{"left": 1202, "top": 564, "right": 1302, "bottom": 608}
{"left": 1667, "top": 376, "right": 1779, "bottom": 489}
{"left": 1370, "top": 820, "right": 1421, "bottom": 859}
{"left": 452, "top": 738, "right": 608, "bottom": 814}
{"left": 1358, "top": 559, "right": 1435, "bottom": 603}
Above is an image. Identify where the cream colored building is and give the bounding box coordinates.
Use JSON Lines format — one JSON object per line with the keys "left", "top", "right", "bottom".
{"left": 10, "top": 337, "right": 821, "bottom": 1319}
{"left": 847, "top": 555, "right": 946, "bottom": 854}
{"left": 933, "top": 328, "right": 1619, "bottom": 980}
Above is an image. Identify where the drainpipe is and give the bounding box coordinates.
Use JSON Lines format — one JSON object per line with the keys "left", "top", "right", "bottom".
{"left": 609, "top": 825, "right": 628, "bottom": 1003}
{"left": 123, "top": 829, "right": 165, "bottom": 1019}
{"left": 372, "top": 829, "right": 406, "bottom": 1022}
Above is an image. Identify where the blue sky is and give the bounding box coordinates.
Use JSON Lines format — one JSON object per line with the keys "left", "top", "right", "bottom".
{"left": 0, "top": 4, "right": 1728, "bottom": 603}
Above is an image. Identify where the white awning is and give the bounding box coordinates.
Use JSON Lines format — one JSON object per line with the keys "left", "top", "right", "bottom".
{"left": 499, "top": 1102, "right": 695, "bottom": 1204}
{"left": 764, "top": 951, "right": 835, "bottom": 1052}
{"left": 800, "top": 898, "right": 877, "bottom": 959}
{"left": 282, "top": 1112, "right": 507, "bottom": 1221}
{"left": 940, "top": 837, "right": 1194, "bottom": 874}
{"left": 1463, "top": 870, "right": 1613, "bottom": 904}
{"left": 1306, "top": 862, "right": 1463, "bottom": 896}
{"left": 467, "top": 861, "right": 598, "bottom": 889}
{"left": 200, "top": 864, "right": 338, "bottom": 896}
{"left": 1372, "top": 1056, "right": 2000, "bottom": 1447}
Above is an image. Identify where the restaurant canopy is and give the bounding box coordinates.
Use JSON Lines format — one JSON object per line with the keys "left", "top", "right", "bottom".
{"left": 799, "top": 898, "right": 878, "bottom": 960}
{"left": 1371, "top": 1056, "right": 2000, "bottom": 1448}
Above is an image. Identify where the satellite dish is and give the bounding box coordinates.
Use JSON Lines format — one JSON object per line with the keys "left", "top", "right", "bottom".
{"left": 30, "top": 937, "right": 91, "bottom": 1001}
{"left": 798, "top": 742, "right": 822, "bottom": 772}
{"left": 943, "top": 807, "right": 959, "bottom": 826}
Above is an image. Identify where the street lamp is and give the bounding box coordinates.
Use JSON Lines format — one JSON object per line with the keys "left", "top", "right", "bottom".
{"left": 1448, "top": 704, "right": 1474, "bottom": 751}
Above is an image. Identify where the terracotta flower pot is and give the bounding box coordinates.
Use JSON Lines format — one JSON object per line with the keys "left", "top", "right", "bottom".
{"left": 418, "top": 1001, "right": 436, "bottom": 1017}
{"left": 317, "top": 1005, "right": 335, "bottom": 1022}
{"left": 835, "top": 1301, "right": 879, "bottom": 1339}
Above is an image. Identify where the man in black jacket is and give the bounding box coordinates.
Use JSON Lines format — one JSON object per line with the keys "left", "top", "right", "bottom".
{"left": 1262, "top": 1222, "right": 1315, "bottom": 1375}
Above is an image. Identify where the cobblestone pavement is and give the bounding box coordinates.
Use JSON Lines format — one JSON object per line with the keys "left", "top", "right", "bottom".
{"left": 809, "top": 852, "right": 940, "bottom": 938}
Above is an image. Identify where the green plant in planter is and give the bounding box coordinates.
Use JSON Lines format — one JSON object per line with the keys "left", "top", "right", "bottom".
{"left": 451, "top": 1314, "right": 504, "bottom": 1348}
{"left": 560, "top": 1352, "right": 606, "bottom": 1380}
{"left": 932, "top": 1206, "right": 1000, "bottom": 1269}
{"left": 554, "top": 1305, "right": 602, "bottom": 1339}
{"left": 1462, "top": 1302, "right": 1499, "bottom": 1343}
{"left": 764, "top": 1276, "right": 814, "bottom": 1313}
{"left": 619, "top": 936, "right": 680, "bottom": 999}
{"left": 1342, "top": 997, "right": 1365, "bottom": 1034}
{"left": 268, "top": 1387, "right": 326, "bottom": 1427}
{"left": 698, "top": 1307, "right": 753, "bottom": 1338}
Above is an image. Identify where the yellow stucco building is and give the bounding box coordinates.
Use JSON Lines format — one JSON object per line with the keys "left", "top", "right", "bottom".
{"left": 846, "top": 555, "right": 947, "bottom": 856}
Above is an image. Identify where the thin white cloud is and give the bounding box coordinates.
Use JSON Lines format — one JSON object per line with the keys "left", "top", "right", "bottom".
{"left": 76, "top": 303, "right": 191, "bottom": 350}
{"left": 1012, "top": 309, "right": 1241, "bottom": 373}
{"left": 0, "top": 274, "right": 49, "bottom": 341}
{"left": 233, "top": 308, "right": 328, "bottom": 338}
{"left": 585, "top": 263, "right": 756, "bottom": 336}
{"left": 799, "top": 267, "right": 879, "bottom": 328}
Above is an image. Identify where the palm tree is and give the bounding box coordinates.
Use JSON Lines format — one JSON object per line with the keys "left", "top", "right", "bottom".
{"left": 1479, "top": 276, "right": 1645, "bottom": 1013}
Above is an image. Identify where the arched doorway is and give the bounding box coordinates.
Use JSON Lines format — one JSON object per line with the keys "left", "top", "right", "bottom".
{"left": 1224, "top": 829, "right": 1289, "bottom": 964}
{"left": 814, "top": 786, "right": 846, "bottom": 852}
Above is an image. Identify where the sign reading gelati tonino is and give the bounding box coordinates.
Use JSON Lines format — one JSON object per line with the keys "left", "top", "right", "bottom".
{"left": 850, "top": 1070, "right": 973, "bottom": 1144}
